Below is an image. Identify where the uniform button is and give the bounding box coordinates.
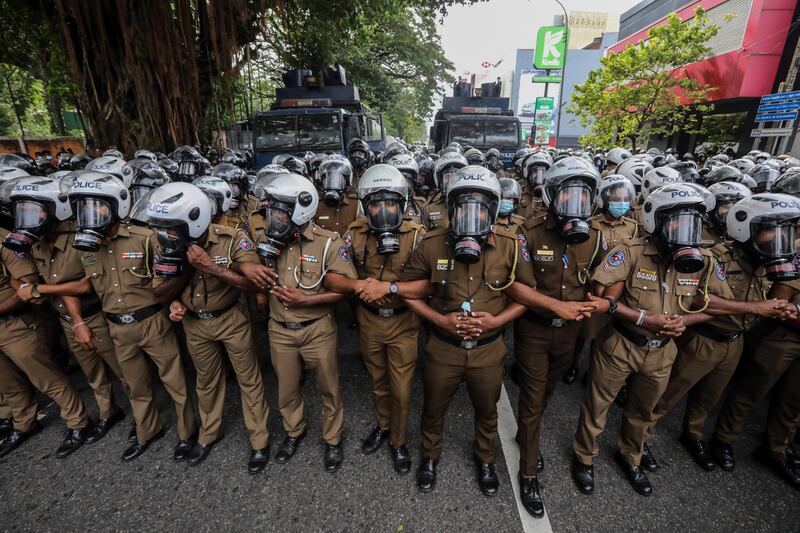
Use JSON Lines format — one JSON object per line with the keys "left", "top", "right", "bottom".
{"left": 561, "top": 285, "right": 566, "bottom": 289}
{"left": 117, "top": 298, "right": 122, "bottom": 303}
{"left": 108, "top": 250, "right": 113, "bottom": 254}
{"left": 111, "top": 267, "right": 116, "bottom": 271}
{"left": 114, "top": 283, "right": 118, "bottom": 287}
{"left": 196, "top": 294, "right": 201, "bottom": 297}
{"left": 52, "top": 274, "right": 57, "bottom": 278}
{"left": 50, "top": 259, "right": 54, "bottom": 263}
{"left": 287, "top": 267, "right": 292, "bottom": 271}
{"left": 289, "top": 248, "right": 293, "bottom": 251}
{"left": 469, "top": 276, "right": 474, "bottom": 281}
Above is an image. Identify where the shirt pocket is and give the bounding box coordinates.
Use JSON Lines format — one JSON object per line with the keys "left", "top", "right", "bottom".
{"left": 121, "top": 259, "right": 152, "bottom": 287}
{"left": 84, "top": 263, "right": 106, "bottom": 293}
{"left": 629, "top": 275, "right": 657, "bottom": 309}
{"left": 484, "top": 261, "right": 513, "bottom": 290}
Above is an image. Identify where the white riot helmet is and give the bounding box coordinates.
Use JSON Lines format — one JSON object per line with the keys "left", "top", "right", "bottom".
{"left": 4, "top": 177, "right": 72, "bottom": 252}
{"left": 499, "top": 177, "right": 522, "bottom": 216}
{"left": 524, "top": 152, "right": 553, "bottom": 193}
{"left": 256, "top": 173, "right": 319, "bottom": 260}
{"left": 641, "top": 166, "right": 683, "bottom": 200}
{"left": 133, "top": 149, "right": 158, "bottom": 163}
{"left": 605, "top": 147, "right": 632, "bottom": 167}
{"left": 192, "top": 176, "right": 233, "bottom": 219}
{"left": 596, "top": 175, "right": 636, "bottom": 217}
{"left": 86, "top": 156, "right": 127, "bottom": 185}
{"left": 433, "top": 152, "right": 468, "bottom": 192}
{"left": 68, "top": 172, "right": 132, "bottom": 252}
{"left": 388, "top": 153, "right": 426, "bottom": 196}
{"left": 318, "top": 154, "right": 353, "bottom": 206}
{"left": 726, "top": 193, "right": 800, "bottom": 280}
{"left": 0, "top": 166, "right": 31, "bottom": 181}
{"left": 542, "top": 156, "right": 600, "bottom": 244}
{"left": 357, "top": 164, "right": 409, "bottom": 255}
{"left": 257, "top": 164, "right": 288, "bottom": 181}
{"left": 615, "top": 158, "right": 654, "bottom": 194}
{"left": 642, "top": 183, "right": 708, "bottom": 273}
{"left": 708, "top": 182, "right": 751, "bottom": 230}
{"left": 102, "top": 149, "right": 124, "bottom": 159}
{"left": 49, "top": 170, "right": 72, "bottom": 181}
{"left": 130, "top": 182, "right": 212, "bottom": 276}
{"left": 729, "top": 158, "right": 755, "bottom": 175}
{"left": 446, "top": 166, "right": 501, "bottom": 264}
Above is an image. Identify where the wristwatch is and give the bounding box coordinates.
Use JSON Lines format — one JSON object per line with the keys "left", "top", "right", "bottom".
{"left": 603, "top": 296, "right": 617, "bottom": 315}
{"left": 389, "top": 281, "right": 399, "bottom": 296}
{"left": 31, "top": 283, "right": 41, "bottom": 299}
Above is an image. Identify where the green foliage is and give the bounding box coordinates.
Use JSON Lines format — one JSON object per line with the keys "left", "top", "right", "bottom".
{"left": 0, "top": 65, "right": 53, "bottom": 136}
{"left": 570, "top": 7, "right": 721, "bottom": 150}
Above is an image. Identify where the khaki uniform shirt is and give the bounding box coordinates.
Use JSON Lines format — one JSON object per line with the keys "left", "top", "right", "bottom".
{"left": 590, "top": 213, "right": 638, "bottom": 253}
{"left": 343, "top": 219, "right": 425, "bottom": 310}
{"left": 154, "top": 225, "right": 260, "bottom": 313}
{"left": 0, "top": 227, "right": 37, "bottom": 302}
{"left": 400, "top": 227, "right": 535, "bottom": 340}
{"left": 81, "top": 224, "right": 160, "bottom": 315}
{"left": 404, "top": 195, "right": 430, "bottom": 228}
{"left": 521, "top": 214, "right": 606, "bottom": 308}
{"left": 709, "top": 243, "right": 770, "bottom": 332}
{"left": 592, "top": 237, "right": 732, "bottom": 338}
{"left": 31, "top": 228, "right": 102, "bottom": 319}
{"left": 268, "top": 223, "right": 357, "bottom": 323}
{"left": 314, "top": 193, "right": 360, "bottom": 233}
{"left": 424, "top": 191, "right": 449, "bottom": 231}
{"left": 217, "top": 211, "right": 246, "bottom": 231}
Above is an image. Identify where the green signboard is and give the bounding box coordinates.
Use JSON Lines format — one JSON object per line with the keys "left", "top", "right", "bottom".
{"left": 532, "top": 75, "right": 563, "bottom": 84}
{"left": 533, "top": 97, "right": 555, "bottom": 144}
{"left": 534, "top": 26, "right": 567, "bottom": 70}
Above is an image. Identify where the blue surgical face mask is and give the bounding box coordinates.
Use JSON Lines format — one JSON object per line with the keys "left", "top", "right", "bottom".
{"left": 499, "top": 199, "right": 515, "bottom": 216}
{"left": 607, "top": 201, "right": 630, "bottom": 218}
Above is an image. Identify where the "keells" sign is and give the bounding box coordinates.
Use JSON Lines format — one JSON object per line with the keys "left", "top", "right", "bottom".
{"left": 534, "top": 26, "right": 567, "bottom": 70}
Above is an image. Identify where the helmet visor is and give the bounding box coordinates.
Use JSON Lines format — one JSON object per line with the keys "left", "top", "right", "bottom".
{"left": 661, "top": 210, "right": 703, "bottom": 247}
{"left": 365, "top": 197, "right": 403, "bottom": 232}
{"left": 263, "top": 199, "right": 294, "bottom": 238}
{"left": 13, "top": 201, "right": 48, "bottom": 230}
{"left": 601, "top": 181, "right": 636, "bottom": 205}
{"left": 178, "top": 161, "right": 198, "bottom": 177}
{"left": 552, "top": 183, "right": 593, "bottom": 218}
{"left": 753, "top": 221, "right": 797, "bottom": 258}
{"left": 131, "top": 185, "right": 154, "bottom": 206}
{"left": 321, "top": 163, "right": 350, "bottom": 192}
{"left": 527, "top": 165, "right": 547, "bottom": 186}
{"left": 155, "top": 225, "right": 189, "bottom": 256}
{"left": 76, "top": 198, "right": 113, "bottom": 229}
{"left": 451, "top": 193, "right": 493, "bottom": 236}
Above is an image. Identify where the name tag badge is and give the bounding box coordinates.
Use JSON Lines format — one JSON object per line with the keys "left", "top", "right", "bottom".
{"left": 436, "top": 259, "right": 452, "bottom": 271}
{"left": 318, "top": 216, "right": 330, "bottom": 220}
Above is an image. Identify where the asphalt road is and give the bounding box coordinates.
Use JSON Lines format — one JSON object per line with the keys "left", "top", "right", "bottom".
{"left": 1, "top": 305, "right": 799, "bottom": 532}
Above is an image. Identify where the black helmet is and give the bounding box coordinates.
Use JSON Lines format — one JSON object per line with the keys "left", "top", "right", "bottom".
{"left": 211, "top": 163, "right": 249, "bottom": 209}
{"left": 126, "top": 160, "right": 171, "bottom": 205}
{"left": 668, "top": 161, "right": 700, "bottom": 183}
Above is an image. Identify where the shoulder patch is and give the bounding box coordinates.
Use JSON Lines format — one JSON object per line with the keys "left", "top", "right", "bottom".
{"left": 14, "top": 250, "right": 30, "bottom": 260}
{"left": 607, "top": 250, "right": 625, "bottom": 267}
{"left": 518, "top": 234, "right": 531, "bottom": 263}
{"left": 338, "top": 245, "right": 351, "bottom": 263}
{"left": 238, "top": 237, "right": 252, "bottom": 251}
{"left": 715, "top": 262, "right": 726, "bottom": 281}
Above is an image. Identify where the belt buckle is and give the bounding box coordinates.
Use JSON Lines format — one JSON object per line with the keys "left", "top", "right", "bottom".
{"left": 646, "top": 339, "right": 663, "bottom": 349}
{"left": 551, "top": 318, "right": 566, "bottom": 328}
{"left": 378, "top": 308, "right": 394, "bottom": 318}
{"left": 284, "top": 322, "right": 303, "bottom": 330}
{"left": 119, "top": 313, "right": 136, "bottom": 324}
{"left": 461, "top": 339, "right": 477, "bottom": 349}
{"left": 196, "top": 310, "right": 215, "bottom": 320}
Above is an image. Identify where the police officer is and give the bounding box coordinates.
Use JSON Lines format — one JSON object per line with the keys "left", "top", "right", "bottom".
{"left": 400, "top": 166, "right": 589, "bottom": 497}
{"left": 496, "top": 178, "right": 524, "bottom": 232}
{"left": 313, "top": 155, "right": 359, "bottom": 234}
{"left": 704, "top": 182, "right": 751, "bottom": 245}
{"left": 242, "top": 172, "right": 358, "bottom": 472}
{"left": 32, "top": 172, "right": 197, "bottom": 461}
{"left": 193, "top": 176, "right": 234, "bottom": 225}
{"left": 485, "top": 148, "right": 506, "bottom": 178}
{"left": 602, "top": 147, "right": 632, "bottom": 177}
{"left": 211, "top": 163, "right": 250, "bottom": 229}
{"left": 517, "top": 152, "right": 552, "bottom": 219}
{"left": 710, "top": 194, "right": 800, "bottom": 488}
{"left": 0, "top": 197, "right": 96, "bottom": 459}
{"left": 327, "top": 164, "right": 428, "bottom": 474}
{"left": 8, "top": 176, "right": 127, "bottom": 441}
{"left": 425, "top": 152, "right": 467, "bottom": 231}
{"left": 123, "top": 158, "right": 171, "bottom": 205}
{"left": 139, "top": 183, "right": 271, "bottom": 474}
{"left": 348, "top": 138, "right": 373, "bottom": 186}
{"left": 388, "top": 153, "right": 429, "bottom": 227}
{"left": 572, "top": 183, "right": 731, "bottom": 497}
{"left": 507, "top": 157, "right": 606, "bottom": 517}
{"left": 564, "top": 175, "right": 639, "bottom": 384}
{"left": 642, "top": 193, "right": 798, "bottom": 473}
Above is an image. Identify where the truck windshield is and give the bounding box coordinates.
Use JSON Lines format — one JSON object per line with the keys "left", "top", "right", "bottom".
{"left": 255, "top": 113, "right": 342, "bottom": 151}
{"left": 449, "top": 118, "right": 519, "bottom": 148}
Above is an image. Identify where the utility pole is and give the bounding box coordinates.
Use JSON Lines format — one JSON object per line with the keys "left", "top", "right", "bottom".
{"left": 554, "top": 0, "right": 569, "bottom": 148}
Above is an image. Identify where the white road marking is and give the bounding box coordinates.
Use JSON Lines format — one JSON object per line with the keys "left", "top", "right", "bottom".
{"left": 497, "top": 384, "right": 554, "bottom": 533}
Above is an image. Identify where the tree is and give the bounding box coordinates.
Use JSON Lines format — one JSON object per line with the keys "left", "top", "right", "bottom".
{"left": 568, "top": 7, "right": 722, "bottom": 150}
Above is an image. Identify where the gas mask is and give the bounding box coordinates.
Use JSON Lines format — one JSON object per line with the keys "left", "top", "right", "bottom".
{"left": 3, "top": 201, "right": 53, "bottom": 252}
{"left": 152, "top": 225, "right": 193, "bottom": 276}
{"left": 711, "top": 201, "right": 735, "bottom": 230}
{"left": 73, "top": 198, "right": 114, "bottom": 252}
{"left": 528, "top": 166, "right": 546, "bottom": 197}
{"left": 658, "top": 209, "right": 705, "bottom": 273}
{"left": 486, "top": 156, "right": 501, "bottom": 172}
{"left": 364, "top": 193, "right": 404, "bottom": 255}
{"left": 349, "top": 151, "right": 369, "bottom": 170}
{"left": 747, "top": 221, "right": 799, "bottom": 281}
{"left": 450, "top": 192, "right": 494, "bottom": 264}
{"left": 550, "top": 182, "right": 593, "bottom": 244}
{"left": 257, "top": 199, "right": 298, "bottom": 260}
{"left": 228, "top": 183, "right": 242, "bottom": 210}
{"left": 320, "top": 162, "right": 351, "bottom": 207}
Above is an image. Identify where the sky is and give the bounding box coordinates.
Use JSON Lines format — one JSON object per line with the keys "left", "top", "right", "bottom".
{"left": 436, "top": 0, "right": 645, "bottom": 75}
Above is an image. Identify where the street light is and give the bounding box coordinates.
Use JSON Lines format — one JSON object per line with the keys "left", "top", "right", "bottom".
{"left": 553, "top": 0, "right": 569, "bottom": 147}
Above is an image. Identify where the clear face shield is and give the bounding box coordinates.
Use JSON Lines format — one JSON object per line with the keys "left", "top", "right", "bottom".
{"left": 228, "top": 182, "right": 243, "bottom": 209}
{"left": 486, "top": 155, "right": 500, "bottom": 171}
{"left": 602, "top": 181, "right": 635, "bottom": 218}
{"left": 257, "top": 198, "right": 296, "bottom": 260}
{"left": 131, "top": 185, "right": 154, "bottom": 206}
{"left": 527, "top": 164, "right": 547, "bottom": 193}
{"left": 152, "top": 222, "right": 192, "bottom": 276}
{"left": 349, "top": 150, "right": 369, "bottom": 169}
{"left": 551, "top": 182, "right": 593, "bottom": 244}
{"left": 751, "top": 219, "right": 800, "bottom": 280}
{"left": 3, "top": 200, "right": 51, "bottom": 252}
{"left": 178, "top": 161, "right": 199, "bottom": 179}
{"left": 450, "top": 192, "right": 494, "bottom": 264}
{"left": 659, "top": 208, "right": 705, "bottom": 273}
{"left": 712, "top": 199, "right": 737, "bottom": 228}
{"left": 365, "top": 193, "right": 404, "bottom": 255}
{"left": 73, "top": 198, "right": 114, "bottom": 252}
{"left": 320, "top": 162, "right": 351, "bottom": 206}
{"left": 440, "top": 165, "right": 460, "bottom": 192}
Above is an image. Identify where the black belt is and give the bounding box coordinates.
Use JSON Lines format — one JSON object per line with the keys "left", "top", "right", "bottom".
{"left": 106, "top": 304, "right": 163, "bottom": 325}
{"left": 692, "top": 323, "right": 740, "bottom": 343}
{"left": 614, "top": 323, "right": 671, "bottom": 349}
{"left": 361, "top": 304, "right": 408, "bottom": 318}
{"left": 523, "top": 310, "right": 572, "bottom": 328}
{"left": 275, "top": 316, "right": 322, "bottom": 330}
{"left": 60, "top": 301, "right": 103, "bottom": 322}
{"left": 187, "top": 300, "right": 238, "bottom": 321}
{"left": 432, "top": 327, "right": 503, "bottom": 350}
